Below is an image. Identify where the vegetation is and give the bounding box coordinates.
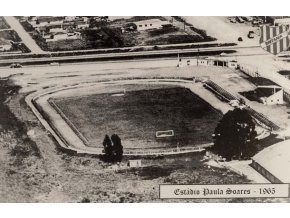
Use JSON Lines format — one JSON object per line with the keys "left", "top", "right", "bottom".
{"left": 0, "top": 80, "right": 40, "bottom": 162}
{"left": 0, "top": 30, "right": 22, "bottom": 42}
{"left": 212, "top": 108, "right": 258, "bottom": 160}
{"left": 102, "top": 134, "right": 123, "bottom": 162}
{"left": 0, "top": 17, "right": 10, "bottom": 29}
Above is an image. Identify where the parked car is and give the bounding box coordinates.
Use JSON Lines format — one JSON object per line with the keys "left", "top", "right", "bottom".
{"left": 238, "top": 37, "right": 243, "bottom": 42}
{"left": 10, "top": 63, "right": 22, "bottom": 68}
{"left": 50, "top": 62, "right": 60, "bottom": 66}
{"left": 228, "top": 17, "right": 236, "bottom": 23}
{"left": 236, "top": 17, "right": 245, "bottom": 23}
{"left": 252, "top": 20, "right": 259, "bottom": 26}
{"left": 245, "top": 16, "right": 253, "bottom": 22}
{"left": 229, "top": 18, "right": 237, "bottom": 23}
{"left": 248, "top": 31, "right": 255, "bottom": 38}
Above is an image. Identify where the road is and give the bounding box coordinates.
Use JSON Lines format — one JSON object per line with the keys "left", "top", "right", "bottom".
{"left": 0, "top": 45, "right": 267, "bottom": 66}
{"left": 4, "top": 16, "right": 45, "bottom": 54}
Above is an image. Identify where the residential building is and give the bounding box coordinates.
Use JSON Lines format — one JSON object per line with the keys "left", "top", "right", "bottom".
{"left": 134, "top": 19, "right": 170, "bottom": 31}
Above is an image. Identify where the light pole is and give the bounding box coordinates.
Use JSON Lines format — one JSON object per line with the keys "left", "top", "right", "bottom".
{"left": 197, "top": 49, "right": 200, "bottom": 66}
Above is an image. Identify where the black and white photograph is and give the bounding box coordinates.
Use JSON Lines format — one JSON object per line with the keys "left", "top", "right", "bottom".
{"left": 0, "top": 1, "right": 290, "bottom": 211}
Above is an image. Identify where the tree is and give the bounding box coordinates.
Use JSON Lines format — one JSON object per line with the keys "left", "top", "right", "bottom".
{"left": 123, "top": 23, "right": 137, "bottom": 32}
{"left": 212, "top": 108, "right": 258, "bottom": 160}
{"left": 102, "top": 134, "right": 123, "bottom": 162}
{"left": 111, "top": 134, "right": 123, "bottom": 162}
{"left": 103, "top": 134, "right": 113, "bottom": 158}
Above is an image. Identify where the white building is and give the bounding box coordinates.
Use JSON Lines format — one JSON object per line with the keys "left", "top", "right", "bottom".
{"left": 252, "top": 140, "right": 290, "bottom": 183}
{"left": 257, "top": 85, "right": 284, "bottom": 105}
{"left": 76, "top": 22, "right": 89, "bottom": 29}
{"left": 134, "top": 19, "right": 170, "bottom": 31}
{"left": 45, "top": 32, "right": 81, "bottom": 42}
{"left": 177, "top": 56, "right": 239, "bottom": 69}
{"left": 49, "top": 27, "right": 65, "bottom": 33}
{"left": 0, "top": 39, "right": 12, "bottom": 52}
{"left": 65, "top": 16, "right": 77, "bottom": 21}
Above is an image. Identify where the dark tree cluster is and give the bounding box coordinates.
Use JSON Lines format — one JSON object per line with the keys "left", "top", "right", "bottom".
{"left": 102, "top": 134, "right": 123, "bottom": 162}
{"left": 212, "top": 108, "right": 258, "bottom": 161}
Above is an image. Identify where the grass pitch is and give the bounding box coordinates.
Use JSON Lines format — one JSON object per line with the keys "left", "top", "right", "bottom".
{"left": 53, "top": 84, "right": 222, "bottom": 150}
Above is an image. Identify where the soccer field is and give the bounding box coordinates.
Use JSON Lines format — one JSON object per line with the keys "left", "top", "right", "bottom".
{"left": 52, "top": 84, "right": 222, "bottom": 150}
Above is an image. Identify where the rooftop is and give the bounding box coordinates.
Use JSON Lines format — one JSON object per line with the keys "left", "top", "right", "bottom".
{"left": 252, "top": 140, "right": 290, "bottom": 183}
{"left": 133, "top": 19, "right": 169, "bottom": 25}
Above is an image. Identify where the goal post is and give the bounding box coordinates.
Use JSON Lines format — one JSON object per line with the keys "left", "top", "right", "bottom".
{"left": 111, "top": 89, "right": 126, "bottom": 96}
{"left": 156, "top": 130, "right": 174, "bottom": 138}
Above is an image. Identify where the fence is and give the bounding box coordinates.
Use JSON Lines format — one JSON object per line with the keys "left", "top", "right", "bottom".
{"left": 203, "top": 80, "right": 237, "bottom": 102}
{"left": 123, "top": 143, "right": 213, "bottom": 156}
{"left": 239, "top": 64, "right": 260, "bottom": 78}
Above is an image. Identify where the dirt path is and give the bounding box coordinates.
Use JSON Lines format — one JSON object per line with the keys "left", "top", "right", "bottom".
{"left": 183, "top": 16, "right": 259, "bottom": 47}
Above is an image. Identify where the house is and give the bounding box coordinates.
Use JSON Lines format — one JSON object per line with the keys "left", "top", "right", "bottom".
{"left": 227, "top": 60, "right": 238, "bottom": 69}
{"left": 134, "top": 19, "right": 170, "bottom": 31}
{"left": 45, "top": 32, "right": 67, "bottom": 42}
{"left": 0, "top": 39, "right": 12, "bottom": 52}
{"left": 45, "top": 31, "right": 81, "bottom": 42}
{"left": 76, "top": 21, "right": 89, "bottom": 30}
{"left": 30, "top": 16, "right": 64, "bottom": 28}
{"left": 251, "top": 140, "right": 290, "bottom": 183}
{"left": 49, "top": 27, "right": 66, "bottom": 33}
{"left": 257, "top": 85, "right": 284, "bottom": 105}
{"left": 65, "top": 16, "right": 77, "bottom": 21}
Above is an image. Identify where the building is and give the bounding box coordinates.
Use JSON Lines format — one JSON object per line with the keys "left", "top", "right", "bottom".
{"left": 177, "top": 56, "right": 239, "bottom": 69}
{"left": 134, "top": 19, "right": 170, "bottom": 31}
{"left": 250, "top": 78, "right": 284, "bottom": 105}
{"left": 65, "top": 16, "right": 77, "bottom": 21}
{"left": 257, "top": 85, "right": 284, "bottom": 105}
{"left": 0, "top": 39, "right": 12, "bottom": 52}
{"left": 45, "top": 32, "right": 81, "bottom": 42}
{"left": 76, "top": 21, "right": 89, "bottom": 30}
{"left": 251, "top": 140, "right": 290, "bottom": 183}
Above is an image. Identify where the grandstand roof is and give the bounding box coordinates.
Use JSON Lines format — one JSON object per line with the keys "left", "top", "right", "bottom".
{"left": 252, "top": 140, "right": 290, "bottom": 183}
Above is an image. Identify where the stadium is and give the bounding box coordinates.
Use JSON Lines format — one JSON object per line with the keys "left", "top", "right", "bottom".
{"left": 29, "top": 78, "right": 222, "bottom": 155}
{"left": 25, "top": 57, "right": 287, "bottom": 157}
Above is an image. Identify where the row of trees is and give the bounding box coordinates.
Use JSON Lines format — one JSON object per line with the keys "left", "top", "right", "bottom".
{"left": 102, "top": 134, "right": 123, "bottom": 162}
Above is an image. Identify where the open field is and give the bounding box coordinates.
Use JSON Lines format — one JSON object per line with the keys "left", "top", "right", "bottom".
{"left": 52, "top": 84, "right": 222, "bottom": 150}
